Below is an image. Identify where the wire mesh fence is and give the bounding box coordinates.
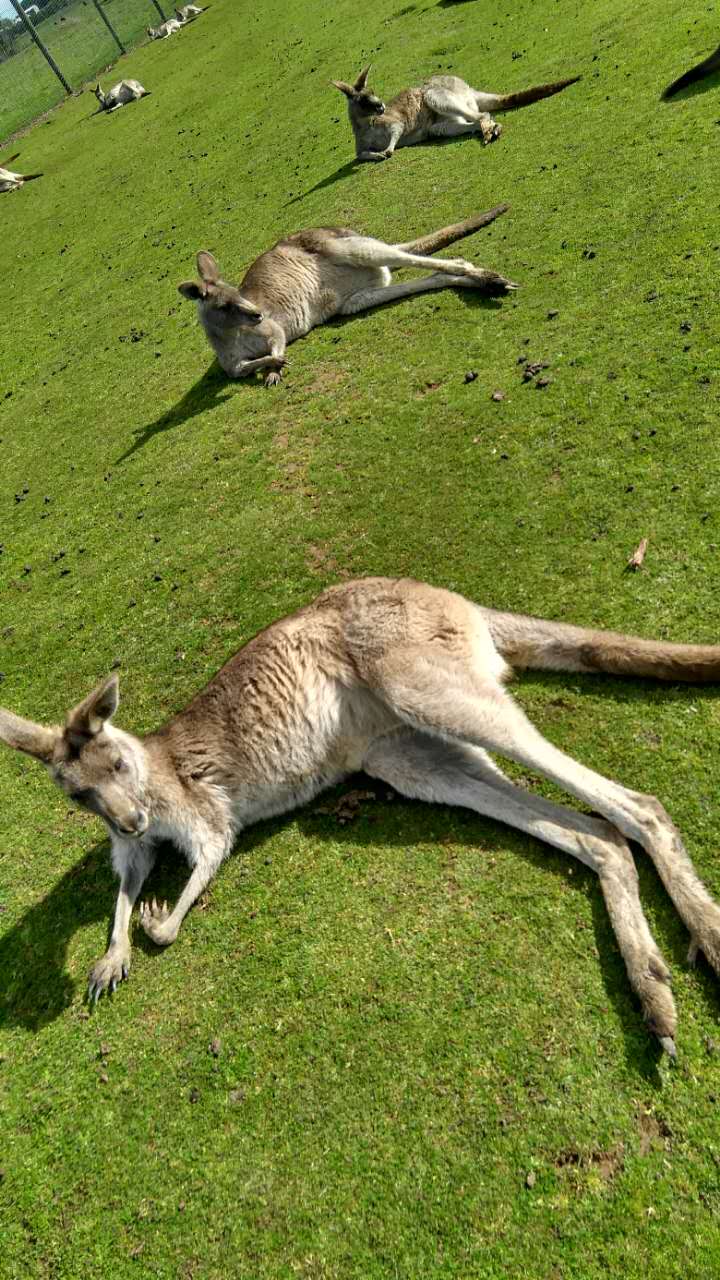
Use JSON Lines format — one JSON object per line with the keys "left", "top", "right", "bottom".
{"left": 0, "top": 0, "right": 173, "bottom": 142}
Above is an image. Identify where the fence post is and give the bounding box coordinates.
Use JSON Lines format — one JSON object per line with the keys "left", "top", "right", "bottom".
{"left": 150, "top": 0, "right": 167, "bottom": 20}
{"left": 7, "top": 0, "right": 72, "bottom": 94}
{"left": 92, "top": 0, "right": 126, "bottom": 56}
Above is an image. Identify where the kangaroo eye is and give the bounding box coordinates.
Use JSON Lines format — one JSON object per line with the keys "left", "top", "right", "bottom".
{"left": 113, "top": 758, "right": 126, "bottom": 773}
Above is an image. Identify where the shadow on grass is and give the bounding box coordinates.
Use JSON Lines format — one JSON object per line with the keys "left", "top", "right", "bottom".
{"left": 288, "top": 133, "right": 506, "bottom": 208}
{"left": 116, "top": 362, "right": 234, "bottom": 462}
{"left": 284, "top": 159, "right": 359, "bottom": 208}
{"left": 661, "top": 69, "right": 720, "bottom": 102}
{"left": 4, "top": 721, "right": 718, "bottom": 1080}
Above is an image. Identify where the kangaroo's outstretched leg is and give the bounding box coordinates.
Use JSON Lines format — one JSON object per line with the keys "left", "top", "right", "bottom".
{"left": 339, "top": 269, "right": 515, "bottom": 315}
{"left": 326, "top": 234, "right": 517, "bottom": 287}
{"left": 88, "top": 837, "right": 157, "bottom": 1002}
{"left": 363, "top": 728, "right": 677, "bottom": 1051}
{"left": 371, "top": 655, "right": 720, "bottom": 988}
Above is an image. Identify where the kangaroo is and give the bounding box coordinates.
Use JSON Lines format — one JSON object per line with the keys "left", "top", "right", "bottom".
{"left": 178, "top": 205, "right": 516, "bottom": 386}
{"left": 147, "top": 18, "right": 182, "bottom": 39}
{"left": 0, "top": 154, "right": 43, "bottom": 193}
{"left": 4, "top": 577, "right": 720, "bottom": 1054}
{"left": 175, "top": 4, "right": 207, "bottom": 20}
{"left": 332, "top": 65, "right": 581, "bottom": 162}
{"left": 663, "top": 41, "right": 720, "bottom": 99}
{"left": 94, "top": 80, "right": 150, "bottom": 113}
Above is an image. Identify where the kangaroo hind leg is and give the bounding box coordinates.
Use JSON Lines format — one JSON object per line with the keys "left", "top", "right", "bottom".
{"left": 325, "top": 234, "right": 516, "bottom": 291}
{"left": 371, "top": 647, "right": 720, "bottom": 1013}
{"left": 363, "top": 727, "right": 677, "bottom": 1051}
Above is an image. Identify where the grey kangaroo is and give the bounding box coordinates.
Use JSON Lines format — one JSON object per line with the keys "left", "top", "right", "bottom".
{"left": 0, "top": 153, "right": 43, "bottom": 193}
{"left": 662, "top": 41, "right": 720, "bottom": 98}
{"left": 3, "top": 576, "right": 720, "bottom": 1055}
{"left": 332, "top": 65, "right": 580, "bottom": 162}
{"left": 94, "top": 80, "right": 150, "bottom": 113}
{"left": 178, "top": 205, "right": 515, "bottom": 386}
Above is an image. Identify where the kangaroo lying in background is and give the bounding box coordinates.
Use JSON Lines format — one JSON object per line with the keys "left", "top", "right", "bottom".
{"left": 178, "top": 205, "right": 515, "bottom": 386}
{"left": 662, "top": 41, "right": 720, "bottom": 98}
{"left": 175, "top": 4, "right": 207, "bottom": 19}
{"left": 332, "top": 65, "right": 580, "bottom": 161}
{"left": 3, "top": 578, "right": 720, "bottom": 1052}
{"left": 0, "top": 154, "right": 43, "bottom": 193}
{"left": 147, "top": 18, "right": 182, "bottom": 39}
{"left": 94, "top": 80, "right": 150, "bottom": 113}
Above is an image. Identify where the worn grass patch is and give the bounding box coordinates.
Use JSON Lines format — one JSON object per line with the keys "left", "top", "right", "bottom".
{"left": 2, "top": 0, "right": 720, "bottom": 1275}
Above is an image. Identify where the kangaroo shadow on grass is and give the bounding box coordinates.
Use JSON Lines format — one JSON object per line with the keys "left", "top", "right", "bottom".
{"left": 661, "top": 68, "right": 720, "bottom": 102}
{"left": 116, "top": 362, "right": 234, "bottom": 462}
{"left": 284, "top": 159, "right": 359, "bottom": 208}
{"left": 0, "top": 828, "right": 271, "bottom": 1032}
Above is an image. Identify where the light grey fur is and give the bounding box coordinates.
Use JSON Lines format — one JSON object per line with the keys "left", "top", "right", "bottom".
{"left": 147, "top": 18, "right": 182, "bottom": 39}
{"left": 0, "top": 153, "right": 42, "bottom": 192}
{"left": 175, "top": 4, "right": 205, "bottom": 20}
{"left": 94, "top": 79, "right": 149, "bottom": 113}
{"left": 4, "top": 577, "right": 720, "bottom": 1053}
{"left": 178, "top": 209, "right": 516, "bottom": 386}
{"left": 332, "top": 65, "right": 580, "bottom": 162}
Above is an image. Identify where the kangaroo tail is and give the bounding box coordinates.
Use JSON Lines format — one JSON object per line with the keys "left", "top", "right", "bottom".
{"left": 482, "top": 75, "right": 581, "bottom": 112}
{"left": 662, "top": 43, "right": 720, "bottom": 99}
{"left": 397, "top": 204, "right": 510, "bottom": 255}
{"left": 21, "top": 172, "right": 43, "bottom": 182}
{"left": 481, "top": 607, "right": 720, "bottom": 684}
{"left": 1, "top": 152, "right": 21, "bottom": 166}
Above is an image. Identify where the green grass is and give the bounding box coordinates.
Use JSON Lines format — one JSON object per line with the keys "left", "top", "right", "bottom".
{"left": 0, "top": 0, "right": 173, "bottom": 142}
{"left": 2, "top": 0, "right": 720, "bottom": 1275}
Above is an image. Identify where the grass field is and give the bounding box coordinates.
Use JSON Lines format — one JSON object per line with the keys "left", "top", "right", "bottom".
{"left": 2, "top": 0, "right": 720, "bottom": 1275}
{"left": 0, "top": 0, "right": 169, "bottom": 142}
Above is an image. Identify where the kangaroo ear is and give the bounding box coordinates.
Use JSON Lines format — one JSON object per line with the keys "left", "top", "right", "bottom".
{"left": 197, "top": 250, "right": 219, "bottom": 282}
{"left": 178, "top": 280, "right": 205, "bottom": 300}
{"left": 331, "top": 80, "right": 355, "bottom": 98}
{"left": 65, "top": 675, "right": 119, "bottom": 746}
{"left": 354, "top": 65, "right": 372, "bottom": 91}
{"left": 0, "top": 708, "right": 60, "bottom": 763}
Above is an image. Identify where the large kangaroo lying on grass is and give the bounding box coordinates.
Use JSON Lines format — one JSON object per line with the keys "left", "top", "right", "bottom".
{"left": 332, "top": 65, "right": 580, "bottom": 162}
{"left": 3, "top": 577, "right": 720, "bottom": 1054}
{"left": 178, "top": 205, "right": 515, "bottom": 386}
{"left": 662, "top": 41, "right": 720, "bottom": 98}
{"left": 94, "top": 80, "right": 150, "bottom": 113}
{"left": 0, "top": 154, "right": 43, "bottom": 193}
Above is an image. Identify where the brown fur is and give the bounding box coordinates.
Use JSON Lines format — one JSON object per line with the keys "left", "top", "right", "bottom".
{"left": 178, "top": 210, "right": 515, "bottom": 385}
{"left": 3, "top": 577, "right": 720, "bottom": 1054}
{"left": 333, "top": 66, "right": 580, "bottom": 162}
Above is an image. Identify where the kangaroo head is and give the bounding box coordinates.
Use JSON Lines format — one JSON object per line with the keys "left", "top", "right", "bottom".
{"left": 0, "top": 675, "right": 150, "bottom": 839}
{"left": 178, "top": 251, "right": 263, "bottom": 328}
{"left": 331, "top": 65, "right": 385, "bottom": 116}
{"left": 94, "top": 84, "right": 104, "bottom": 103}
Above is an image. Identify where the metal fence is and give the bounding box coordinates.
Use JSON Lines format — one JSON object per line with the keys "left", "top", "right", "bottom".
{"left": 0, "top": 0, "right": 174, "bottom": 142}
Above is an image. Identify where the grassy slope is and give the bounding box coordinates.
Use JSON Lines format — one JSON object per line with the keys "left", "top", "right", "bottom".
{"left": 2, "top": 0, "right": 720, "bottom": 1275}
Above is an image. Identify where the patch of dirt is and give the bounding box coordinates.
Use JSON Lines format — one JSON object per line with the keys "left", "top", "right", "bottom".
{"left": 314, "top": 789, "right": 376, "bottom": 824}
{"left": 554, "top": 1145, "right": 625, "bottom": 1184}
{"left": 304, "top": 368, "right": 347, "bottom": 395}
{"left": 306, "top": 542, "right": 340, "bottom": 575}
{"left": 637, "top": 1109, "right": 672, "bottom": 1156}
